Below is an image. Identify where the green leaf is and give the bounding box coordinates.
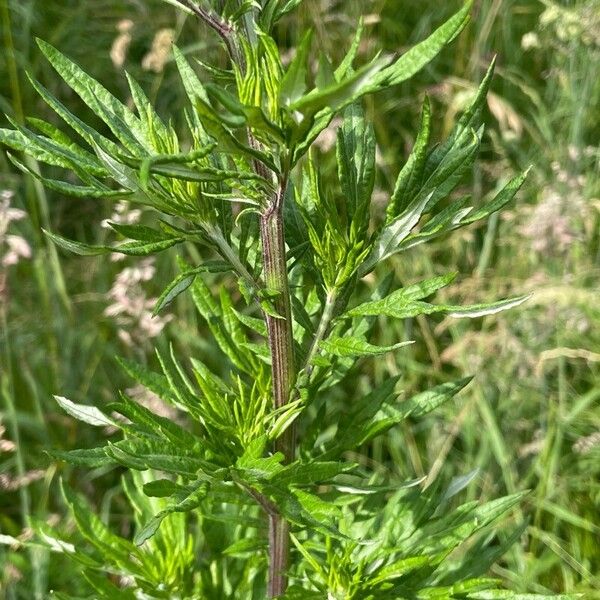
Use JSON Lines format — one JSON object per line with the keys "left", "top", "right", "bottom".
{"left": 319, "top": 337, "right": 414, "bottom": 358}
{"left": 142, "top": 479, "right": 186, "bottom": 498}
{"left": 105, "top": 439, "right": 209, "bottom": 477}
{"left": 368, "top": 556, "right": 430, "bottom": 586}
{"left": 360, "top": 192, "right": 432, "bottom": 274}
{"left": 427, "top": 58, "right": 496, "bottom": 175}
{"left": 0, "top": 126, "right": 104, "bottom": 175}
{"left": 54, "top": 396, "right": 114, "bottom": 427}
{"left": 116, "top": 357, "right": 176, "bottom": 406}
{"left": 109, "top": 392, "right": 199, "bottom": 448}
{"left": 61, "top": 482, "right": 143, "bottom": 573}
{"left": 345, "top": 278, "right": 529, "bottom": 321}
{"left": 37, "top": 39, "right": 151, "bottom": 154}
{"left": 135, "top": 483, "right": 209, "bottom": 545}
{"left": 137, "top": 145, "right": 218, "bottom": 189}
{"left": 292, "top": 488, "right": 341, "bottom": 520}
{"left": 7, "top": 153, "right": 128, "bottom": 199}
{"left": 345, "top": 273, "right": 457, "bottom": 318}
{"left": 289, "top": 56, "right": 386, "bottom": 116}
{"left": 280, "top": 30, "right": 313, "bottom": 106}
{"left": 335, "top": 19, "right": 364, "bottom": 80}
{"left": 374, "top": 1, "right": 472, "bottom": 88}
{"left": 48, "top": 447, "right": 117, "bottom": 468}
{"left": 445, "top": 295, "right": 530, "bottom": 319}
{"left": 44, "top": 229, "right": 184, "bottom": 257}
{"left": 387, "top": 96, "right": 432, "bottom": 219}
{"left": 153, "top": 269, "right": 202, "bottom": 316}
{"left": 461, "top": 169, "right": 530, "bottom": 225}
{"left": 380, "top": 377, "right": 473, "bottom": 421}
{"left": 337, "top": 103, "right": 376, "bottom": 219}
{"left": 261, "top": 0, "right": 305, "bottom": 30}
{"left": 27, "top": 74, "right": 123, "bottom": 157}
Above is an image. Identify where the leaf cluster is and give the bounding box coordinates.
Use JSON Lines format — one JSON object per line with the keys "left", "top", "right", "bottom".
{"left": 0, "top": 1, "right": 540, "bottom": 598}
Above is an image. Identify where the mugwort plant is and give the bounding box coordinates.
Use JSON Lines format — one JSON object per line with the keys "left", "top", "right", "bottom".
{"left": 1, "top": 1, "right": 559, "bottom": 598}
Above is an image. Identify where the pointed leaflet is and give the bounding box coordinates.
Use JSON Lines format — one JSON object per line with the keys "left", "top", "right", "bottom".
{"left": 319, "top": 337, "right": 414, "bottom": 358}
{"left": 135, "top": 483, "right": 209, "bottom": 545}
{"left": 335, "top": 19, "right": 364, "bottom": 80}
{"left": 116, "top": 357, "right": 177, "bottom": 407}
{"left": 426, "top": 57, "right": 496, "bottom": 177}
{"left": 345, "top": 273, "right": 458, "bottom": 318}
{"left": 153, "top": 269, "right": 202, "bottom": 316}
{"left": 7, "top": 153, "right": 128, "bottom": 199}
{"left": 360, "top": 192, "right": 432, "bottom": 275}
{"left": 44, "top": 229, "right": 184, "bottom": 257}
{"left": 280, "top": 30, "right": 313, "bottom": 106}
{"left": 461, "top": 169, "right": 530, "bottom": 225}
{"left": 26, "top": 74, "right": 123, "bottom": 156}
{"left": 54, "top": 396, "right": 115, "bottom": 427}
{"left": 61, "top": 482, "right": 144, "bottom": 575}
{"left": 346, "top": 279, "right": 530, "bottom": 320}
{"left": 387, "top": 96, "right": 431, "bottom": 219}
{"left": 125, "top": 71, "right": 172, "bottom": 152}
{"left": 108, "top": 392, "right": 200, "bottom": 449}
{"left": 36, "top": 39, "right": 152, "bottom": 154}
{"left": 336, "top": 103, "right": 376, "bottom": 218}
{"left": 374, "top": 1, "right": 472, "bottom": 88}
{"left": 0, "top": 126, "right": 104, "bottom": 176}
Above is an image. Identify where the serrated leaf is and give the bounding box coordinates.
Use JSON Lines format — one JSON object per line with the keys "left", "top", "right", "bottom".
{"left": 369, "top": 556, "right": 430, "bottom": 586}
{"left": 289, "top": 56, "right": 386, "bottom": 116}
{"left": 47, "top": 447, "right": 116, "bottom": 468}
{"left": 293, "top": 488, "right": 341, "bottom": 519}
{"left": 142, "top": 479, "right": 186, "bottom": 498}
{"left": 116, "top": 357, "right": 176, "bottom": 406}
{"left": 319, "top": 337, "right": 414, "bottom": 358}
{"left": 347, "top": 273, "right": 456, "bottom": 318}
{"left": 7, "top": 153, "right": 128, "bottom": 199}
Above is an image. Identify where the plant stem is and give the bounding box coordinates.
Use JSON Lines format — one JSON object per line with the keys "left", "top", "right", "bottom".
{"left": 260, "top": 179, "right": 295, "bottom": 597}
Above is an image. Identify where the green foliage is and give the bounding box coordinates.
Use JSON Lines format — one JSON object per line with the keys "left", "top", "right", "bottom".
{"left": 0, "top": 0, "right": 555, "bottom": 598}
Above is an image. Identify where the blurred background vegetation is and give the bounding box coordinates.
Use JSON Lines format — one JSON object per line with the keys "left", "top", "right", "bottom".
{"left": 0, "top": 0, "right": 598, "bottom": 597}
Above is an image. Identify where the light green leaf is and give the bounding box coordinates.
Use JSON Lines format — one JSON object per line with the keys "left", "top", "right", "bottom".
{"left": 319, "top": 337, "right": 414, "bottom": 358}
{"left": 360, "top": 192, "right": 432, "bottom": 274}
{"left": 280, "top": 30, "right": 313, "bottom": 106}
{"left": 135, "top": 483, "right": 209, "bottom": 545}
{"left": 446, "top": 295, "right": 530, "bottom": 318}
{"left": 387, "top": 96, "right": 431, "bottom": 219}
{"left": 346, "top": 273, "right": 456, "bottom": 318}
{"left": 374, "top": 1, "right": 472, "bottom": 88}
{"left": 54, "top": 396, "right": 114, "bottom": 427}
{"left": 37, "top": 39, "right": 151, "bottom": 154}
{"left": 153, "top": 269, "right": 202, "bottom": 316}
{"left": 289, "top": 56, "right": 386, "bottom": 116}
{"left": 369, "top": 556, "right": 430, "bottom": 586}
{"left": 461, "top": 169, "right": 530, "bottom": 225}
{"left": 337, "top": 103, "right": 376, "bottom": 218}
{"left": 44, "top": 229, "right": 184, "bottom": 257}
